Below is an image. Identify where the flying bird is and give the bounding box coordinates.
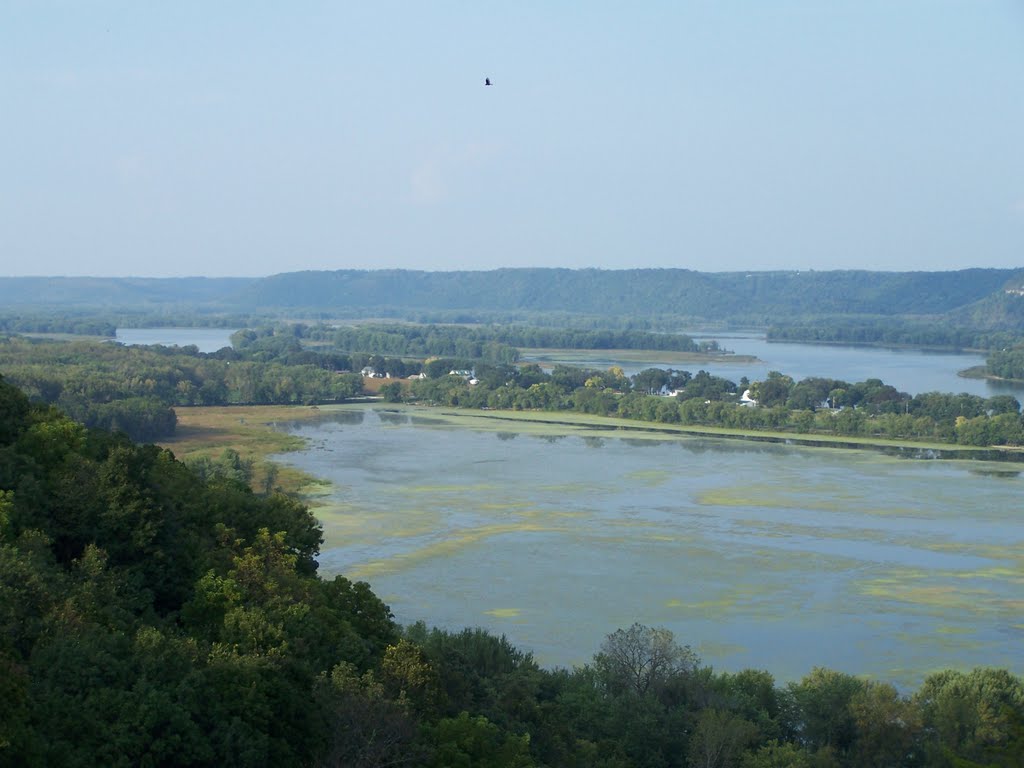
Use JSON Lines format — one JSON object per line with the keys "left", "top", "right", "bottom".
{"left": 485, "top": 77, "right": 492, "bottom": 86}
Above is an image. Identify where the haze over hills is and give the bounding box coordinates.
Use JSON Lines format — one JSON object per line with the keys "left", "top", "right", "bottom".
{"left": 2, "top": 268, "right": 1024, "bottom": 329}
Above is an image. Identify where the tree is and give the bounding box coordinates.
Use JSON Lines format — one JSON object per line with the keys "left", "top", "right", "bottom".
{"left": 688, "top": 708, "right": 759, "bottom": 768}
{"left": 786, "top": 667, "right": 864, "bottom": 753}
{"left": 632, "top": 368, "right": 671, "bottom": 395}
{"left": 380, "top": 381, "right": 404, "bottom": 403}
{"left": 847, "top": 680, "right": 921, "bottom": 768}
{"left": 750, "top": 372, "right": 794, "bottom": 408}
{"left": 914, "top": 668, "right": 1024, "bottom": 765}
{"left": 740, "top": 740, "right": 813, "bottom": 768}
{"left": 426, "top": 712, "right": 535, "bottom": 768}
{"left": 594, "top": 623, "right": 699, "bottom": 698}
{"left": 315, "top": 663, "right": 422, "bottom": 768}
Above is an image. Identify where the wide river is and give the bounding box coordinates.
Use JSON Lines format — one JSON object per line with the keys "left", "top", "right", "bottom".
{"left": 275, "top": 405, "right": 1024, "bottom": 688}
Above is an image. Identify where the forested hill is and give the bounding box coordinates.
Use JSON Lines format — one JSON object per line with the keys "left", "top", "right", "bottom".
{"left": 237, "top": 268, "right": 1021, "bottom": 318}
{"left": 0, "top": 276, "right": 255, "bottom": 308}
{"left": 1, "top": 268, "right": 1022, "bottom": 323}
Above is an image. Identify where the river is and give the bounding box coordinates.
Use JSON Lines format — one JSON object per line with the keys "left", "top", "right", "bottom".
{"left": 275, "top": 405, "right": 1024, "bottom": 687}
{"left": 115, "top": 327, "right": 236, "bottom": 353}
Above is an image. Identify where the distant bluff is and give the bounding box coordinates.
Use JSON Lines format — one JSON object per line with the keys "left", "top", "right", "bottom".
{"left": 2, "top": 267, "right": 1022, "bottom": 326}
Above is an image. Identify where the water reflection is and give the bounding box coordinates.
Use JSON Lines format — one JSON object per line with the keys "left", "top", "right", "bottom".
{"left": 332, "top": 410, "right": 366, "bottom": 425}
{"left": 537, "top": 435, "right": 566, "bottom": 444}
{"left": 621, "top": 439, "right": 662, "bottom": 449}
{"left": 967, "top": 468, "right": 1021, "bottom": 479}
{"left": 376, "top": 409, "right": 411, "bottom": 425}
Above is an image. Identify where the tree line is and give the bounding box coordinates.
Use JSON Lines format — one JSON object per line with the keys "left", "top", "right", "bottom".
{"left": 1, "top": 374, "right": 1021, "bottom": 767}
{"left": 406, "top": 364, "right": 1024, "bottom": 448}
{"left": 768, "top": 319, "right": 1021, "bottom": 351}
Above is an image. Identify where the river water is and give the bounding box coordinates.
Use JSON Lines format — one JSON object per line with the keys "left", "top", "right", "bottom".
{"left": 115, "top": 327, "right": 236, "bottom": 353}
{"left": 276, "top": 405, "right": 1024, "bottom": 687}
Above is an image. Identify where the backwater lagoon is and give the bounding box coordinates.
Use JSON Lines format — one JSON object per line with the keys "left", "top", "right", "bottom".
{"left": 273, "top": 404, "right": 1024, "bottom": 687}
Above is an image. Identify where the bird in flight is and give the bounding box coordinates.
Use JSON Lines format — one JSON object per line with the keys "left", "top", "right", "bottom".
{"left": 485, "top": 77, "right": 492, "bottom": 86}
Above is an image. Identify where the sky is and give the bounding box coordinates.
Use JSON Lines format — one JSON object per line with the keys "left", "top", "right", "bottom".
{"left": 2, "top": 1, "right": 1023, "bottom": 277}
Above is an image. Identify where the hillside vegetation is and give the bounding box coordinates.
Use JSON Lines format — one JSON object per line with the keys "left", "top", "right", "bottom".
{"left": 3, "top": 268, "right": 1023, "bottom": 331}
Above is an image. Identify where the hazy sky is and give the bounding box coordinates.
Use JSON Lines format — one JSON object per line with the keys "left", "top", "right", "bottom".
{"left": 3, "top": 1, "right": 1023, "bottom": 277}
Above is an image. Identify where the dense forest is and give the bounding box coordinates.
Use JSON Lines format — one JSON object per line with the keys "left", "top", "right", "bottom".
{"left": 2, "top": 373, "right": 1022, "bottom": 767}
{"left": 321, "top": 324, "right": 719, "bottom": 360}
{"left": 766, "top": 320, "right": 1021, "bottom": 351}
{"left": 0, "top": 337, "right": 365, "bottom": 442}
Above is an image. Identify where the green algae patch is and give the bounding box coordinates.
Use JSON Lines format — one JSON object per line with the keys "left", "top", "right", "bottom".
{"left": 484, "top": 608, "right": 522, "bottom": 618}
{"left": 624, "top": 469, "right": 673, "bottom": 486}
{"left": 935, "top": 626, "right": 974, "bottom": 635}
{"left": 398, "top": 483, "right": 499, "bottom": 495}
{"left": 858, "top": 580, "right": 997, "bottom": 614}
{"left": 348, "top": 521, "right": 567, "bottom": 580}
{"left": 952, "top": 566, "right": 1024, "bottom": 583}
{"left": 696, "top": 640, "right": 750, "bottom": 659}
{"left": 677, "top": 598, "right": 741, "bottom": 612}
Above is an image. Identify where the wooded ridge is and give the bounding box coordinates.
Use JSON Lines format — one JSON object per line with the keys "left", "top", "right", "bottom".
{"left": 2, "top": 268, "right": 1022, "bottom": 328}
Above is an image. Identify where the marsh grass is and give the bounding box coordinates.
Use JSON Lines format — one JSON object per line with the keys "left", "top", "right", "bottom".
{"left": 160, "top": 405, "right": 331, "bottom": 495}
